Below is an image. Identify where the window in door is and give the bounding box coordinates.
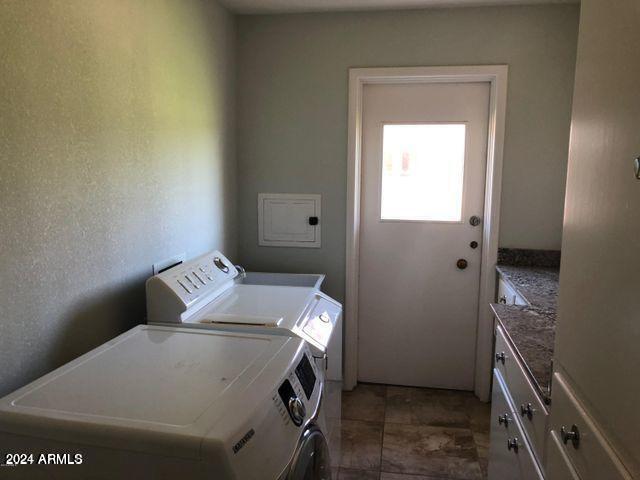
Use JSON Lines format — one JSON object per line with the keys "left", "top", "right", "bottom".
{"left": 380, "top": 123, "right": 467, "bottom": 222}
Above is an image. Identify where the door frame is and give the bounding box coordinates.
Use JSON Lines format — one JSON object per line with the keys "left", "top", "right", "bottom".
{"left": 345, "top": 65, "right": 508, "bottom": 401}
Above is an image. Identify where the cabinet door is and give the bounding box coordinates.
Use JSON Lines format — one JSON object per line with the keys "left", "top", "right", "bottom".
{"left": 488, "top": 370, "right": 544, "bottom": 480}
{"left": 547, "top": 373, "right": 630, "bottom": 480}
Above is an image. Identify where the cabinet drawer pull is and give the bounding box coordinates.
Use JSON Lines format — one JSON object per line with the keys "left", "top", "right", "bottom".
{"left": 561, "top": 424, "right": 580, "bottom": 449}
{"left": 495, "top": 352, "right": 506, "bottom": 364}
{"left": 498, "top": 413, "right": 511, "bottom": 426}
{"left": 520, "top": 402, "right": 534, "bottom": 419}
{"left": 507, "top": 438, "right": 519, "bottom": 452}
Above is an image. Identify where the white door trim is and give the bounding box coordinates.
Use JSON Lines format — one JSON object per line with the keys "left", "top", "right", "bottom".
{"left": 345, "top": 65, "right": 508, "bottom": 401}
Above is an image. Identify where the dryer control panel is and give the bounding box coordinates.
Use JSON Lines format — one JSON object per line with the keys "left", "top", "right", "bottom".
{"left": 146, "top": 250, "right": 238, "bottom": 324}
{"left": 295, "top": 293, "right": 342, "bottom": 354}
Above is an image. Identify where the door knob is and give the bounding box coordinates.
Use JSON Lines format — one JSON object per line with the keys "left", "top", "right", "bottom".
{"left": 456, "top": 259, "right": 468, "bottom": 270}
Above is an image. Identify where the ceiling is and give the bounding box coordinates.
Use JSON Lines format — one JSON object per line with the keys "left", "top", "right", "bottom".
{"left": 220, "top": 0, "right": 578, "bottom": 14}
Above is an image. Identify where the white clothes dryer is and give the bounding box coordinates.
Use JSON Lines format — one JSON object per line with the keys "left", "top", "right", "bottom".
{"left": 146, "top": 250, "right": 343, "bottom": 381}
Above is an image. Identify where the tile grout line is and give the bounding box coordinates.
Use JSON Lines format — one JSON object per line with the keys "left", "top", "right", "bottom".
{"left": 378, "top": 385, "right": 387, "bottom": 480}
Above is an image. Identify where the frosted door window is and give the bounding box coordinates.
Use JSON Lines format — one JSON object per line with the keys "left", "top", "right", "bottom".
{"left": 380, "top": 124, "right": 467, "bottom": 221}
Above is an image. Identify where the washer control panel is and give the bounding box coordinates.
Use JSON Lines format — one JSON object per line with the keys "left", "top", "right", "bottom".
{"left": 273, "top": 352, "right": 318, "bottom": 427}
{"left": 278, "top": 379, "right": 305, "bottom": 426}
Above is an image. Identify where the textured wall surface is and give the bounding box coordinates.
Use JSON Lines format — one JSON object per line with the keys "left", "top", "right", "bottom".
{"left": 0, "top": 0, "right": 236, "bottom": 396}
{"left": 236, "top": 5, "right": 579, "bottom": 301}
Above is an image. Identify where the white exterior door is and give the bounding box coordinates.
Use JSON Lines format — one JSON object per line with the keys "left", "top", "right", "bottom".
{"left": 358, "top": 82, "right": 490, "bottom": 390}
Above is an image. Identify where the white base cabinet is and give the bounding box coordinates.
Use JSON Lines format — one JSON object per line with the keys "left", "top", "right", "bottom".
{"left": 494, "top": 326, "right": 549, "bottom": 457}
{"left": 489, "top": 369, "right": 544, "bottom": 480}
{"left": 544, "top": 372, "right": 631, "bottom": 480}
{"left": 488, "top": 324, "right": 548, "bottom": 479}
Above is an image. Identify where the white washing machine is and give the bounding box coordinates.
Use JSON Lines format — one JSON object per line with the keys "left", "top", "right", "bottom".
{"left": 146, "top": 250, "right": 343, "bottom": 382}
{"left": 0, "top": 325, "right": 331, "bottom": 479}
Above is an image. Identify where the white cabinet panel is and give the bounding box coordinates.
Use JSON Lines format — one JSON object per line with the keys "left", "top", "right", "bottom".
{"left": 553, "top": 0, "right": 640, "bottom": 474}
{"left": 258, "top": 193, "right": 321, "bottom": 248}
{"left": 495, "top": 326, "right": 549, "bottom": 461}
{"left": 547, "top": 373, "right": 631, "bottom": 480}
{"left": 514, "top": 291, "right": 527, "bottom": 306}
{"left": 497, "top": 277, "right": 516, "bottom": 305}
{"left": 546, "top": 430, "right": 580, "bottom": 480}
{"left": 489, "top": 370, "right": 544, "bottom": 480}
{"left": 497, "top": 276, "right": 528, "bottom": 306}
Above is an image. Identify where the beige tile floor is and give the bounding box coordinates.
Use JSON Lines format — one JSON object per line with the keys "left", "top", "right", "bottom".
{"left": 332, "top": 383, "right": 490, "bottom": 480}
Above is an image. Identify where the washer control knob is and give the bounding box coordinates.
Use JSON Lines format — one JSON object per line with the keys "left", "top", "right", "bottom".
{"left": 288, "top": 397, "right": 306, "bottom": 426}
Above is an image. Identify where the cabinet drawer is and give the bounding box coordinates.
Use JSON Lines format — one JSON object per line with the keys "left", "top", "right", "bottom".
{"left": 497, "top": 278, "right": 517, "bottom": 305}
{"left": 546, "top": 430, "right": 580, "bottom": 480}
{"left": 488, "top": 369, "right": 544, "bottom": 480}
{"left": 495, "top": 325, "right": 549, "bottom": 461}
{"left": 548, "top": 373, "right": 631, "bottom": 480}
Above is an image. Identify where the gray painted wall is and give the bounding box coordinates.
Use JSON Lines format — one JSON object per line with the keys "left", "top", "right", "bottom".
{"left": 236, "top": 5, "right": 579, "bottom": 301}
{"left": 0, "top": 0, "right": 236, "bottom": 396}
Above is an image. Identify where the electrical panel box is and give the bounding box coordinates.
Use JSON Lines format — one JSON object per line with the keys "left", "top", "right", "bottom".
{"left": 258, "top": 193, "right": 321, "bottom": 248}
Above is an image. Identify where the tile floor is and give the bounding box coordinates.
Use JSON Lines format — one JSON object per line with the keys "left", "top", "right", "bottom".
{"left": 332, "top": 383, "right": 490, "bottom": 480}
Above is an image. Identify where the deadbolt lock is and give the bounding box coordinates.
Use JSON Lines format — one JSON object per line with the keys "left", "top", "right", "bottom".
{"left": 469, "top": 215, "right": 481, "bottom": 226}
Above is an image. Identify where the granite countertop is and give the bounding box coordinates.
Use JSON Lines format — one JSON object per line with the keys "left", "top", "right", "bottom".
{"left": 495, "top": 265, "right": 559, "bottom": 315}
{"left": 491, "top": 262, "right": 559, "bottom": 400}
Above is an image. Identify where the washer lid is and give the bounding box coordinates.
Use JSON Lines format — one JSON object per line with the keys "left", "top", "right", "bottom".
{"left": 0, "top": 325, "right": 298, "bottom": 459}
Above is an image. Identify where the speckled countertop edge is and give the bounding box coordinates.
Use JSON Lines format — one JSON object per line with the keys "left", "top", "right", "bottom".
{"left": 491, "top": 303, "right": 554, "bottom": 402}
{"left": 492, "top": 264, "right": 559, "bottom": 401}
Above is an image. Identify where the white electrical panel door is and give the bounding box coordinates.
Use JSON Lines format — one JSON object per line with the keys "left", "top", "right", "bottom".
{"left": 258, "top": 193, "right": 321, "bottom": 248}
